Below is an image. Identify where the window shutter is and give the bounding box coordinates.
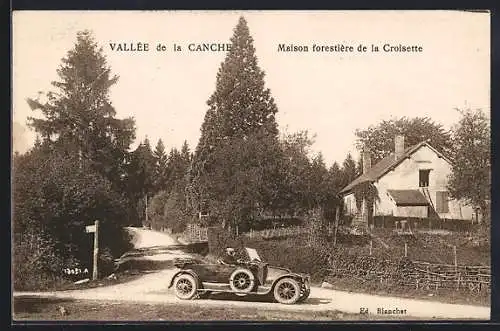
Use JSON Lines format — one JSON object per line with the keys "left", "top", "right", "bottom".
{"left": 436, "top": 191, "right": 449, "bottom": 213}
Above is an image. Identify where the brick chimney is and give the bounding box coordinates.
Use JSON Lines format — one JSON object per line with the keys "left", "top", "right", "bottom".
{"left": 362, "top": 150, "right": 371, "bottom": 174}
{"left": 394, "top": 135, "right": 405, "bottom": 160}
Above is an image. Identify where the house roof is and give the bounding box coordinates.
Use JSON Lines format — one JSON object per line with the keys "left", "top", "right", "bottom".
{"left": 387, "top": 189, "right": 429, "bottom": 206}
{"left": 340, "top": 140, "right": 450, "bottom": 195}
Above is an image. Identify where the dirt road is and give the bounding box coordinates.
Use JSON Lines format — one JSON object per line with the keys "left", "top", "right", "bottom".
{"left": 14, "top": 227, "right": 490, "bottom": 320}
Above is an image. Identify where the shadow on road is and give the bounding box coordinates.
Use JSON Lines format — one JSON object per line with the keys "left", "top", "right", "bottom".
{"left": 203, "top": 292, "right": 331, "bottom": 305}
{"left": 115, "top": 242, "right": 208, "bottom": 273}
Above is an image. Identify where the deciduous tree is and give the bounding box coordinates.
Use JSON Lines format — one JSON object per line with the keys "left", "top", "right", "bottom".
{"left": 355, "top": 117, "right": 452, "bottom": 163}
{"left": 448, "top": 108, "right": 490, "bottom": 221}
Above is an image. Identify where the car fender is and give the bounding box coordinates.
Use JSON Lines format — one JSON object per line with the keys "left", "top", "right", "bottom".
{"left": 168, "top": 269, "right": 200, "bottom": 288}
{"left": 270, "top": 273, "right": 306, "bottom": 291}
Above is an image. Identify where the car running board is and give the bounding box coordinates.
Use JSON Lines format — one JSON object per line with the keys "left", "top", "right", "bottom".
{"left": 201, "top": 282, "right": 271, "bottom": 294}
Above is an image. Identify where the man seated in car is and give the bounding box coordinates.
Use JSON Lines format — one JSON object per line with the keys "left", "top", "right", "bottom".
{"left": 219, "top": 247, "right": 239, "bottom": 265}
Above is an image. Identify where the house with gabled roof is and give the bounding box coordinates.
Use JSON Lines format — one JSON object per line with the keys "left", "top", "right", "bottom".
{"left": 340, "top": 135, "right": 477, "bottom": 227}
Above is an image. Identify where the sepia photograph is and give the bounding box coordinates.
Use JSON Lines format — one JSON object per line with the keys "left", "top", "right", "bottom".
{"left": 11, "top": 10, "right": 491, "bottom": 322}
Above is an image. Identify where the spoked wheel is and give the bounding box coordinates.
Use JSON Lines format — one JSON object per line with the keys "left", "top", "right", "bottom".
{"left": 229, "top": 269, "right": 255, "bottom": 294}
{"left": 173, "top": 274, "right": 198, "bottom": 300}
{"left": 273, "top": 278, "right": 301, "bottom": 304}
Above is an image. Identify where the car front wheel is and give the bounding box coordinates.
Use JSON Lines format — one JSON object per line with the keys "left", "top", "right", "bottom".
{"left": 273, "top": 278, "right": 301, "bottom": 304}
{"left": 173, "top": 274, "right": 198, "bottom": 300}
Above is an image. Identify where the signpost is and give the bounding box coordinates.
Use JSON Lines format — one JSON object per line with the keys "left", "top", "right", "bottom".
{"left": 85, "top": 220, "right": 99, "bottom": 280}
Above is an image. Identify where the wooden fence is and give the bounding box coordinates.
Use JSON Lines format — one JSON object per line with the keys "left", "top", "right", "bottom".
{"left": 373, "top": 216, "right": 477, "bottom": 232}
{"left": 405, "top": 261, "right": 491, "bottom": 292}
{"left": 244, "top": 225, "right": 340, "bottom": 239}
{"left": 331, "top": 258, "right": 490, "bottom": 293}
{"left": 183, "top": 224, "right": 208, "bottom": 243}
{"left": 245, "top": 226, "right": 309, "bottom": 239}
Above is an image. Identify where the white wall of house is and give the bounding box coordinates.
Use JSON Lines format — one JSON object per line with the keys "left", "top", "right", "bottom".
{"left": 343, "top": 193, "right": 358, "bottom": 215}
{"left": 343, "top": 145, "right": 476, "bottom": 221}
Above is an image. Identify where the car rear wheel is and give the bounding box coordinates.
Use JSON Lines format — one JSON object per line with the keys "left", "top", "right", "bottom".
{"left": 173, "top": 274, "right": 198, "bottom": 300}
{"left": 273, "top": 278, "right": 301, "bottom": 304}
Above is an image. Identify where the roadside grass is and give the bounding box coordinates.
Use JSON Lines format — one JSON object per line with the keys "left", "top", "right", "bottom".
{"left": 324, "top": 277, "right": 490, "bottom": 307}
{"left": 12, "top": 296, "right": 422, "bottom": 321}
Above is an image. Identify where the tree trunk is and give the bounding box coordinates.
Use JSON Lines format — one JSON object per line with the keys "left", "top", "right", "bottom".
{"left": 333, "top": 206, "right": 340, "bottom": 247}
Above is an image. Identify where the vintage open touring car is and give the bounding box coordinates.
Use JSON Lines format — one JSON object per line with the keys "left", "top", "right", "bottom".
{"left": 169, "top": 247, "right": 311, "bottom": 304}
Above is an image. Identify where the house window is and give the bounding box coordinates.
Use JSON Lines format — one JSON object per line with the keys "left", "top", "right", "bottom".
{"left": 419, "top": 169, "right": 430, "bottom": 187}
{"left": 436, "top": 191, "right": 449, "bottom": 213}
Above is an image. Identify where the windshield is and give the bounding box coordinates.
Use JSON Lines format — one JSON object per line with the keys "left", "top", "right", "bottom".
{"left": 245, "top": 247, "right": 261, "bottom": 261}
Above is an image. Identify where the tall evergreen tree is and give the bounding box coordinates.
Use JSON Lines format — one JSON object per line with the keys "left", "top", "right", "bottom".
{"left": 195, "top": 17, "right": 278, "bottom": 153}
{"left": 141, "top": 137, "right": 157, "bottom": 194}
{"left": 308, "top": 152, "right": 329, "bottom": 208}
{"left": 26, "top": 30, "right": 135, "bottom": 187}
{"left": 167, "top": 142, "right": 191, "bottom": 194}
{"left": 153, "top": 139, "right": 168, "bottom": 192}
{"left": 189, "top": 16, "right": 281, "bottom": 226}
{"left": 128, "top": 138, "right": 156, "bottom": 198}
{"left": 341, "top": 153, "right": 357, "bottom": 189}
{"left": 328, "top": 161, "right": 343, "bottom": 193}
{"left": 180, "top": 140, "right": 191, "bottom": 163}
{"left": 167, "top": 147, "right": 181, "bottom": 187}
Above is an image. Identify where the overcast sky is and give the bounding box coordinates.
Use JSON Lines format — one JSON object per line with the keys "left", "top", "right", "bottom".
{"left": 12, "top": 10, "right": 490, "bottom": 165}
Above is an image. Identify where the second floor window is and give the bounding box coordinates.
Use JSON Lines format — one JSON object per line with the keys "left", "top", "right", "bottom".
{"left": 419, "top": 169, "right": 430, "bottom": 187}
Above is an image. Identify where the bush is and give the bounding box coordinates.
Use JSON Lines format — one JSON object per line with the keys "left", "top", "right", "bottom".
{"left": 13, "top": 148, "right": 134, "bottom": 288}
{"left": 13, "top": 227, "right": 66, "bottom": 290}
{"left": 164, "top": 191, "right": 189, "bottom": 233}
{"left": 243, "top": 238, "right": 331, "bottom": 282}
{"left": 207, "top": 226, "right": 244, "bottom": 258}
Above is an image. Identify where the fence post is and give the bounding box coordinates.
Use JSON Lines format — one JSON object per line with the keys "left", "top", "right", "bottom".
{"left": 92, "top": 220, "right": 99, "bottom": 281}
{"left": 404, "top": 242, "right": 408, "bottom": 258}
{"left": 453, "top": 245, "right": 458, "bottom": 270}
{"left": 334, "top": 206, "right": 339, "bottom": 247}
{"left": 369, "top": 240, "right": 373, "bottom": 256}
{"left": 427, "top": 265, "right": 430, "bottom": 289}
